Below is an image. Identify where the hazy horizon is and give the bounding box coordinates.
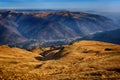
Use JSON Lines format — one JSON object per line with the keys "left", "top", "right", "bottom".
{"left": 0, "top": 0, "right": 120, "bottom": 12}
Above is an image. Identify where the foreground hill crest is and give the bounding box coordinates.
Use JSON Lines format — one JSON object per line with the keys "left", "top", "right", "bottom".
{"left": 0, "top": 40, "right": 120, "bottom": 79}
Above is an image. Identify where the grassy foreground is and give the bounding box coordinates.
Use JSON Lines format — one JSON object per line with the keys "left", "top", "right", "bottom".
{"left": 0, "top": 40, "right": 120, "bottom": 80}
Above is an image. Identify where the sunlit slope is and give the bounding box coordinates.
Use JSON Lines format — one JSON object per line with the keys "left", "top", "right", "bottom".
{"left": 38, "top": 40, "right": 120, "bottom": 79}
{"left": 0, "top": 45, "right": 42, "bottom": 79}
{"left": 42, "top": 40, "right": 120, "bottom": 60}
{"left": 0, "top": 40, "right": 120, "bottom": 80}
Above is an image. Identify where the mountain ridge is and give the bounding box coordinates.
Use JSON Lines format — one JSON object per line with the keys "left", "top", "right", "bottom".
{"left": 0, "top": 10, "right": 119, "bottom": 48}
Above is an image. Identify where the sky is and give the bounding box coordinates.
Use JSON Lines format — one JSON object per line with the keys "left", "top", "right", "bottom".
{"left": 0, "top": 0, "right": 120, "bottom": 12}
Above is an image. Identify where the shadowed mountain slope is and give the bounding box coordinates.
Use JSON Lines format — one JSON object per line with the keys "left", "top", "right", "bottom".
{"left": 82, "top": 29, "right": 120, "bottom": 44}
{"left": 0, "top": 10, "right": 119, "bottom": 48}
{"left": 0, "top": 15, "right": 27, "bottom": 45}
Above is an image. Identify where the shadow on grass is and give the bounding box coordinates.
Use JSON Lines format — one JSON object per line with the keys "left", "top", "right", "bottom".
{"left": 107, "top": 68, "right": 120, "bottom": 73}
{"left": 34, "top": 64, "right": 43, "bottom": 69}
{"left": 35, "top": 47, "right": 69, "bottom": 61}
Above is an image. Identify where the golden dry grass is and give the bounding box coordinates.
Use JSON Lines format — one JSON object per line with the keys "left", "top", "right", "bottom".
{"left": 0, "top": 40, "right": 120, "bottom": 80}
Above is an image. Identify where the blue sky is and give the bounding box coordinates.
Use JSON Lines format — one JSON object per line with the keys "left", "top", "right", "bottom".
{"left": 0, "top": 0, "right": 120, "bottom": 12}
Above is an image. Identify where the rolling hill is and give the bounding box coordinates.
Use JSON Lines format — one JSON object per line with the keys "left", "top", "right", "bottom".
{"left": 0, "top": 40, "right": 120, "bottom": 80}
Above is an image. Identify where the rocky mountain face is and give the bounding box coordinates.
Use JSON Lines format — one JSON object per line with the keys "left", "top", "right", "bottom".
{"left": 0, "top": 10, "right": 119, "bottom": 48}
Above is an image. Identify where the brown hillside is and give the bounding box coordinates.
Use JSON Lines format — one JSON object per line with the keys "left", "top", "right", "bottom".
{"left": 0, "top": 40, "right": 120, "bottom": 80}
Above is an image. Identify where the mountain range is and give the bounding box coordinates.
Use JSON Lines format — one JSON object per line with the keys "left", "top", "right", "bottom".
{"left": 0, "top": 10, "right": 119, "bottom": 49}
